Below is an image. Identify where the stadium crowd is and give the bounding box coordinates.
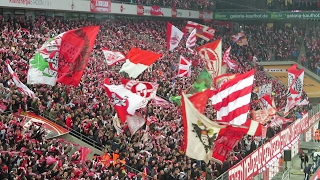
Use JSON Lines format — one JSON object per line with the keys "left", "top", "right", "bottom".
{"left": 115, "top": 0, "right": 214, "bottom": 11}
{"left": 0, "top": 15, "right": 312, "bottom": 179}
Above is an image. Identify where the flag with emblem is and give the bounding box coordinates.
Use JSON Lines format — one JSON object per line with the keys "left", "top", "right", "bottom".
{"left": 196, "top": 39, "right": 226, "bottom": 80}
{"left": 166, "top": 22, "right": 184, "bottom": 51}
{"left": 181, "top": 93, "right": 225, "bottom": 163}
{"left": 102, "top": 48, "right": 126, "bottom": 66}
{"left": 121, "top": 78, "right": 158, "bottom": 108}
{"left": 104, "top": 78, "right": 146, "bottom": 123}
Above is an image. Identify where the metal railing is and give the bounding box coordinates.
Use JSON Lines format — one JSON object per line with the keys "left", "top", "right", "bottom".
{"left": 37, "top": 109, "right": 105, "bottom": 151}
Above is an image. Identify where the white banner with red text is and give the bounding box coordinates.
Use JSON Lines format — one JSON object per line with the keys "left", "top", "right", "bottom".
{"left": 229, "top": 113, "right": 312, "bottom": 180}
{"left": 2, "top": 0, "right": 212, "bottom": 20}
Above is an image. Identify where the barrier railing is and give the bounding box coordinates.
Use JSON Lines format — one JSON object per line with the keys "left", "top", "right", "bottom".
{"left": 34, "top": 109, "right": 105, "bottom": 151}
{"left": 216, "top": 102, "right": 320, "bottom": 180}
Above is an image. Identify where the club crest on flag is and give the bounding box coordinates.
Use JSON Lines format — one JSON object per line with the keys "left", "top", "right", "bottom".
{"left": 111, "top": 93, "right": 128, "bottom": 106}
{"left": 170, "top": 32, "right": 180, "bottom": 46}
{"left": 198, "top": 46, "right": 221, "bottom": 78}
{"left": 192, "top": 120, "right": 217, "bottom": 152}
{"left": 124, "top": 82, "right": 155, "bottom": 98}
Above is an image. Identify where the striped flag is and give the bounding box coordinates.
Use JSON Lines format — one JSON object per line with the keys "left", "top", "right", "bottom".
{"left": 185, "top": 21, "right": 215, "bottom": 41}
{"left": 186, "top": 29, "right": 197, "bottom": 54}
{"left": 222, "top": 46, "right": 238, "bottom": 70}
{"left": 177, "top": 56, "right": 191, "bottom": 77}
{"left": 209, "top": 70, "right": 255, "bottom": 125}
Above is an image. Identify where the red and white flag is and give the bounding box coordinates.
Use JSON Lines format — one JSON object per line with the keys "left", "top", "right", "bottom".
{"left": 298, "top": 98, "right": 309, "bottom": 106}
{"left": 211, "top": 120, "right": 262, "bottom": 164}
{"left": 269, "top": 115, "right": 293, "bottom": 127}
{"left": 166, "top": 22, "right": 183, "bottom": 51}
{"left": 196, "top": 39, "right": 226, "bottom": 80}
{"left": 285, "top": 64, "right": 304, "bottom": 114}
{"left": 121, "top": 78, "right": 158, "bottom": 108}
{"left": 186, "top": 29, "right": 197, "bottom": 54}
{"left": 209, "top": 70, "right": 255, "bottom": 125}
{"left": 181, "top": 93, "right": 225, "bottom": 163}
{"left": 103, "top": 78, "right": 146, "bottom": 123}
{"left": 101, "top": 48, "right": 125, "bottom": 66}
{"left": 177, "top": 56, "right": 191, "bottom": 77}
{"left": 185, "top": 21, "right": 215, "bottom": 41}
{"left": 222, "top": 46, "right": 237, "bottom": 70}
{"left": 126, "top": 112, "right": 146, "bottom": 135}
{"left": 231, "top": 32, "right": 248, "bottom": 46}
{"left": 120, "top": 48, "right": 162, "bottom": 78}
{"left": 7, "top": 63, "right": 36, "bottom": 99}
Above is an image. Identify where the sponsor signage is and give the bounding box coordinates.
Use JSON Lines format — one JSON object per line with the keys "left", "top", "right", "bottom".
{"left": 229, "top": 112, "right": 320, "bottom": 180}
{"left": 214, "top": 12, "right": 320, "bottom": 20}
{"left": 3, "top": 0, "right": 89, "bottom": 11}
{"left": 2, "top": 0, "right": 209, "bottom": 20}
{"left": 90, "top": 0, "right": 111, "bottom": 13}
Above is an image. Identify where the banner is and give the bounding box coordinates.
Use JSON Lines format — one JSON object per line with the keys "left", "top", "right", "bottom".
{"left": 228, "top": 112, "right": 318, "bottom": 180}
{"left": 214, "top": 12, "right": 320, "bottom": 20}
{"left": 21, "top": 112, "right": 70, "bottom": 139}
{"left": 90, "top": 0, "right": 111, "bottom": 13}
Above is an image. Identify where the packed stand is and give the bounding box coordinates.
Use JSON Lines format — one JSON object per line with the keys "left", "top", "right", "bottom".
{"left": 114, "top": 0, "right": 214, "bottom": 11}
{"left": 302, "top": 26, "right": 320, "bottom": 76}
{"left": 0, "top": 16, "right": 311, "bottom": 179}
{"left": 268, "top": 0, "right": 320, "bottom": 11}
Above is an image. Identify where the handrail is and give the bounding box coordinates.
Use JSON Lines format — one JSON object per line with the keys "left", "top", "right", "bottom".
{"left": 216, "top": 102, "right": 320, "bottom": 180}
{"left": 28, "top": 108, "right": 105, "bottom": 151}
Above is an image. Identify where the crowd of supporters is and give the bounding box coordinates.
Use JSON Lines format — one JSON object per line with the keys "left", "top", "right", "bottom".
{"left": 0, "top": 15, "right": 312, "bottom": 179}
{"left": 113, "top": 0, "right": 214, "bottom": 11}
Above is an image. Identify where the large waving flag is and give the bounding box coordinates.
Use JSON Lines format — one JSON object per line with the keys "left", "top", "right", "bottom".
{"left": 177, "top": 56, "right": 191, "bottom": 77}
{"left": 27, "top": 26, "right": 100, "bottom": 86}
{"left": 189, "top": 69, "right": 212, "bottom": 94}
{"left": 209, "top": 70, "right": 255, "bottom": 125}
{"left": 7, "top": 63, "right": 36, "bottom": 98}
{"left": 104, "top": 79, "right": 146, "bottom": 123}
{"left": 196, "top": 39, "right": 226, "bottom": 80}
{"left": 121, "top": 79, "right": 158, "bottom": 108}
{"left": 102, "top": 48, "right": 126, "bottom": 66}
{"left": 120, "top": 48, "right": 162, "bottom": 78}
{"left": 285, "top": 64, "right": 304, "bottom": 115}
{"left": 181, "top": 93, "right": 225, "bottom": 163}
{"left": 185, "top": 21, "right": 215, "bottom": 41}
{"left": 212, "top": 120, "right": 262, "bottom": 164}
{"left": 166, "top": 22, "right": 183, "bottom": 51}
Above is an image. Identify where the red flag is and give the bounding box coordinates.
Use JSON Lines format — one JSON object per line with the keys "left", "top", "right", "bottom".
{"left": 56, "top": 26, "right": 100, "bottom": 86}
{"left": 78, "top": 147, "right": 91, "bottom": 162}
{"left": 211, "top": 120, "right": 261, "bottom": 163}
{"left": 188, "top": 91, "right": 209, "bottom": 114}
